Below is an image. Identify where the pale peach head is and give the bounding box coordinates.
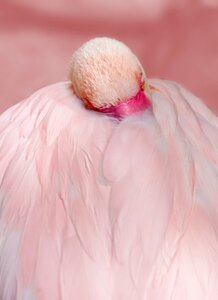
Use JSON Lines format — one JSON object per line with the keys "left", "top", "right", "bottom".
{"left": 69, "top": 37, "right": 151, "bottom": 118}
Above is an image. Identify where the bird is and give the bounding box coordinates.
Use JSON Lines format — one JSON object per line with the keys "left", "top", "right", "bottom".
{"left": 0, "top": 37, "right": 217, "bottom": 300}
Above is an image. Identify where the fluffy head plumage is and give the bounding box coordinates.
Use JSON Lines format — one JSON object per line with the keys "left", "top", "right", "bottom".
{"left": 69, "top": 37, "right": 148, "bottom": 108}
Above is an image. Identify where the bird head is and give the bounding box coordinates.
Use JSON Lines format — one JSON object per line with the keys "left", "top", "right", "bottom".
{"left": 69, "top": 37, "right": 151, "bottom": 118}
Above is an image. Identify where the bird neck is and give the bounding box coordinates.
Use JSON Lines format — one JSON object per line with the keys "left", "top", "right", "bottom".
{"left": 88, "top": 88, "right": 151, "bottom": 119}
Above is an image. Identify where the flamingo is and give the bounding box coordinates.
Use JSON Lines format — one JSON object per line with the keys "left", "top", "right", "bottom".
{"left": 0, "top": 37, "right": 217, "bottom": 300}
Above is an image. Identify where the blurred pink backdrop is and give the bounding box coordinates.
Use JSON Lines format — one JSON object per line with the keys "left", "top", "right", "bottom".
{"left": 0, "top": 0, "right": 218, "bottom": 114}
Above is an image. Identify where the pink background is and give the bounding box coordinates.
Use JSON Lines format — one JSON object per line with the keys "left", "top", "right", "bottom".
{"left": 0, "top": 0, "right": 218, "bottom": 114}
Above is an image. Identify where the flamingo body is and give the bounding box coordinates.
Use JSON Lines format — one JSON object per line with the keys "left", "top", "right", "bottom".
{"left": 0, "top": 38, "right": 218, "bottom": 300}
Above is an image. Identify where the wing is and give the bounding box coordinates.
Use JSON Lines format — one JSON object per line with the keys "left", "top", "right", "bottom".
{"left": 0, "top": 82, "right": 114, "bottom": 300}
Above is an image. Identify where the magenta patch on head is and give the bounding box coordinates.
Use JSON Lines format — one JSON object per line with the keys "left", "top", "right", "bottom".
{"left": 93, "top": 89, "right": 151, "bottom": 119}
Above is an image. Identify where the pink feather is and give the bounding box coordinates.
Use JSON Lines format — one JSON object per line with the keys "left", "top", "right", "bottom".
{"left": 0, "top": 79, "right": 217, "bottom": 299}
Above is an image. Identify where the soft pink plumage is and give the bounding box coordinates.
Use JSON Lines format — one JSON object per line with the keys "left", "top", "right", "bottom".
{"left": 0, "top": 43, "right": 218, "bottom": 299}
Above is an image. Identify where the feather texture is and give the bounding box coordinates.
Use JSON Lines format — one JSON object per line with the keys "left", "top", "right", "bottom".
{"left": 0, "top": 80, "right": 217, "bottom": 299}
